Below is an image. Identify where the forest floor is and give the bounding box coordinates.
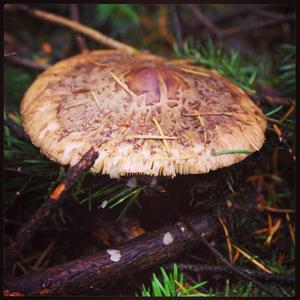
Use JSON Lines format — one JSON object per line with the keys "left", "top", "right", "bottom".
{"left": 4, "top": 4, "right": 295, "bottom": 297}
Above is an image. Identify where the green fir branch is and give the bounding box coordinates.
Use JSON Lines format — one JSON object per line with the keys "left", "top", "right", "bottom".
{"left": 174, "top": 37, "right": 261, "bottom": 93}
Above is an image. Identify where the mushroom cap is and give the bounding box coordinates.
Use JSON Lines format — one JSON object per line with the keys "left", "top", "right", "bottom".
{"left": 20, "top": 50, "right": 266, "bottom": 178}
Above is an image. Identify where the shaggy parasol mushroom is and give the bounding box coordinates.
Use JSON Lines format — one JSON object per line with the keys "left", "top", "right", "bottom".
{"left": 20, "top": 50, "right": 266, "bottom": 178}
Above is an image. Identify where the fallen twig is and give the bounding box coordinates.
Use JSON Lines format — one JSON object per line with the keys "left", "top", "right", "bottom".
{"left": 223, "top": 14, "right": 295, "bottom": 36}
{"left": 5, "top": 214, "right": 219, "bottom": 295}
{"left": 69, "top": 4, "right": 87, "bottom": 52}
{"left": 5, "top": 4, "right": 138, "bottom": 55}
{"left": 171, "top": 5, "right": 184, "bottom": 52}
{"left": 165, "top": 263, "right": 295, "bottom": 285}
{"left": 4, "top": 147, "right": 99, "bottom": 276}
{"left": 5, "top": 55, "right": 48, "bottom": 71}
{"left": 209, "top": 4, "right": 257, "bottom": 23}
{"left": 259, "top": 205, "right": 295, "bottom": 214}
{"left": 187, "top": 4, "right": 223, "bottom": 37}
{"left": 4, "top": 116, "right": 30, "bottom": 141}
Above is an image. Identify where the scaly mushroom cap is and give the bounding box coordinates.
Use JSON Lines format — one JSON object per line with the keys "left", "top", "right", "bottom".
{"left": 20, "top": 50, "right": 266, "bottom": 178}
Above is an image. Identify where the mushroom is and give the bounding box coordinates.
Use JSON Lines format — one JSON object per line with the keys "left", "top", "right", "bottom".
{"left": 20, "top": 50, "right": 266, "bottom": 179}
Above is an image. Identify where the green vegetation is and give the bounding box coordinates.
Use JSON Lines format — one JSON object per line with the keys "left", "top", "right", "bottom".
{"left": 174, "top": 38, "right": 260, "bottom": 93}
{"left": 274, "top": 44, "right": 295, "bottom": 97}
{"left": 137, "top": 264, "right": 214, "bottom": 297}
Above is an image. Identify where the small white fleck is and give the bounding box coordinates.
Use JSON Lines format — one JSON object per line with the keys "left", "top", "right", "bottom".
{"left": 150, "top": 177, "right": 157, "bottom": 186}
{"left": 201, "top": 232, "right": 205, "bottom": 237}
{"left": 126, "top": 177, "right": 137, "bottom": 188}
{"left": 162, "top": 232, "right": 174, "bottom": 245}
{"left": 106, "top": 249, "right": 121, "bottom": 262}
{"left": 210, "top": 241, "right": 215, "bottom": 246}
{"left": 101, "top": 200, "right": 108, "bottom": 209}
{"left": 180, "top": 226, "right": 185, "bottom": 233}
{"left": 90, "top": 285, "right": 93, "bottom": 289}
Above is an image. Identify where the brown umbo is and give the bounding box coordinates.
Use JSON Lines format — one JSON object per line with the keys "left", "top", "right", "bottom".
{"left": 21, "top": 50, "right": 266, "bottom": 178}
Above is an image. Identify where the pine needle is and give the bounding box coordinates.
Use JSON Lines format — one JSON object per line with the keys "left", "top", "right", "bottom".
{"left": 285, "top": 213, "right": 295, "bottom": 246}
{"left": 263, "top": 206, "right": 294, "bottom": 214}
{"left": 232, "top": 244, "right": 272, "bottom": 273}
{"left": 219, "top": 217, "right": 233, "bottom": 263}
{"left": 266, "top": 218, "right": 282, "bottom": 245}
{"left": 232, "top": 248, "right": 240, "bottom": 264}
{"left": 109, "top": 71, "right": 137, "bottom": 98}
{"left": 32, "top": 241, "right": 56, "bottom": 270}
{"left": 152, "top": 117, "right": 171, "bottom": 153}
{"left": 279, "top": 104, "right": 295, "bottom": 123}
{"left": 182, "top": 112, "right": 236, "bottom": 117}
{"left": 211, "top": 149, "right": 254, "bottom": 156}
{"left": 272, "top": 124, "right": 282, "bottom": 142}
{"left": 239, "top": 125, "right": 259, "bottom": 151}
{"left": 193, "top": 110, "right": 207, "bottom": 143}
{"left": 128, "top": 135, "right": 177, "bottom": 140}
{"left": 90, "top": 91, "right": 101, "bottom": 111}
{"left": 179, "top": 67, "right": 210, "bottom": 77}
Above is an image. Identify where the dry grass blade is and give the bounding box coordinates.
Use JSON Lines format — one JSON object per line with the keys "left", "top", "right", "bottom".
{"left": 265, "top": 116, "right": 282, "bottom": 124}
{"left": 239, "top": 124, "right": 259, "bottom": 151}
{"left": 218, "top": 217, "right": 233, "bottom": 263}
{"left": 232, "top": 244, "right": 272, "bottom": 273}
{"left": 109, "top": 71, "right": 137, "bottom": 98}
{"left": 32, "top": 241, "right": 57, "bottom": 270}
{"left": 128, "top": 135, "right": 177, "bottom": 140}
{"left": 254, "top": 228, "right": 269, "bottom": 235}
{"left": 180, "top": 67, "right": 211, "bottom": 77}
{"left": 279, "top": 104, "right": 295, "bottom": 123}
{"left": 90, "top": 91, "right": 102, "bottom": 112}
{"left": 152, "top": 117, "right": 171, "bottom": 153}
{"left": 232, "top": 248, "right": 240, "bottom": 264}
{"left": 285, "top": 213, "right": 295, "bottom": 245}
{"left": 174, "top": 279, "right": 188, "bottom": 293}
{"left": 272, "top": 124, "right": 282, "bottom": 142}
{"left": 263, "top": 206, "right": 294, "bottom": 214}
{"left": 266, "top": 218, "right": 282, "bottom": 245}
{"left": 182, "top": 112, "right": 236, "bottom": 117}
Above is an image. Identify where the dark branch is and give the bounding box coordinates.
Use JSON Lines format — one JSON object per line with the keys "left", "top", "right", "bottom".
{"left": 69, "top": 4, "right": 87, "bottom": 52}
{"left": 5, "top": 55, "right": 48, "bottom": 71}
{"left": 4, "top": 117, "right": 29, "bottom": 141}
{"left": 187, "top": 4, "right": 223, "bottom": 37}
{"left": 4, "top": 147, "right": 99, "bottom": 276}
{"left": 171, "top": 5, "right": 184, "bottom": 53}
{"left": 165, "top": 263, "right": 295, "bottom": 285}
{"left": 5, "top": 214, "right": 219, "bottom": 295}
{"left": 223, "top": 14, "right": 295, "bottom": 37}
